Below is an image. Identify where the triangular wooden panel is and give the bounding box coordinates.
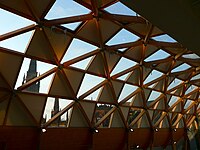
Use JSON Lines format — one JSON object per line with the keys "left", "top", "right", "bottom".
{"left": 43, "top": 27, "right": 72, "bottom": 61}
{"left": 110, "top": 110, "right": 124, "bottom": 127}
{"left": 0, "top": 73, "right": 10, "bottom": 89}
{"left": 77, "top": 18, "right": 100, "bottom": 44}
{"left": 0, "top": 51, "right": 23, "bottom": 88}
{"left": 170, "top": 85, "right": 184, "bottom": 96}
{"left": 99, "top": 18, "right": 121, "bottom": 43}
{"left": 142, "top": 66, "right": 152, "bottom": 81}
{"left": 63, "top": 68, "right": 84, "bottom": 95}
{"left": 17, "top": 92, "right": 46, "bottom": 122}
{"left": 6, "top": 95, "right": 36, "bottom": 126}
{"left": 124, "top": 45, "right": 143, "bottom": 62}
{"left": 177, "top": 71, "right": 192, "bottom": 81}
{"left": 159, "top": 116, "right": 169, "bottom": 128}
{"left": 186, "top": 105, "right": 196, "bottom": 114}
{"left": 170, "top": 101, "right": 182, "bottom": 112}
{"left": 127, "top": 22, "right": 148, "bottom": 36}
{"left": 156, "top": 61, "right": 172, "bottom": 74}
{"left": 143, "top": 88, "right": 151, "bottom": 100}
{"left": 151, "top": 78, "right": 165, "bottom": 92}
{"left": 30, "top": 0, "right": 54, "bottom": 18}
{"left": 111, "top": 80, "right": 124, "bottom": 100}
{"left": 98, "top": 83, "right": 115, "bottom": 103}
{"left": 0, "top": 93, "right": 10, "bottom": 125}
{"left": 132, "top": 92, "right": 144, "bottom": 107}
{"left": 69, "top": 103, "right": 89, "bottom": 127}
{"left": 119, "top": 106, "right": 129, "bottom": 122}
{"left": 149, "top": 97, "right": 166, "bottom": 110}
{"left": 26, "top": 28, "right": 55, "bottom": 63}
{"left": 49, "top": 70, "right": 74, "bottom": 99}
{"left": 185, "top": 91, "right": 198, "bottom": 100}
{"left": 0, "top": 0, "right": 32, "bottom": 18}
{"left": 105, "top": 51, "right": 120, "bottom": 73}
{"left": 151, "top": 26, "right": 164, "bottom": 36}
{"left": 144, "top": 44, "right": 158, "bottom": 58}
{"left": 127, "top": 66, "right": 140, "bottom": 85}
{"left": 79, "top": 101, "right": 95, "bottom": 122}
{"left": 87, "top": 53, "right": 106, "bottom": 76}
{"left": 131, "top": 113, "right": 150, "bottom": 128}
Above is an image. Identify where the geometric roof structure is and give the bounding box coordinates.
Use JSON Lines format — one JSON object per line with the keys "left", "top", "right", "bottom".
{"left": 0, "top": 0, "right": 200, "bottom": 149}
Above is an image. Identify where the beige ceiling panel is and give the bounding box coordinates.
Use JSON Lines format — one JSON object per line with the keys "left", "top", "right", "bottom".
{"left": 119, "top": 106, "right": 129, "bottom": 122}
{"left": 177, "top": 72, "right": 192, "bottom": 81}
{"left": 127, "top": 67, "right": 140, "bottom": 85}
{"left": 6, "top": 96, "right": 36, "bottom": 126}
{"left": 77, "top": 19, "right": 100, "bottom": 44}
{"left": 0, "top": 93, "right": 10, "bottom": 125}
{"left": 132, "top": 93, "right": 144, "bottom": 107}
{"left": 111, "top": 80, "right": 124, "bottom": 100}
{"left": 144, "top": 44, "right": 158, "bottom": 58}
{"left": 0, "top": 51, "right": 22, "bottom": 88}
{"left": 43, "top": 27, "right": 72, "bottom": 61}
{"left": 156, "top": 61, "right": 172, "bottom": 73}
{"left": 0, "top": 0, "right": 31, "bottom": 19}
{"left": 69, "top": 103, "right": 88, "bottom": 127}
{"left": 110, "top": 110, "right": 124, "bottom": 127}
{"left": 125, "top": 45, "right": 143, "bottom": 62}
{"left": 98, "top": 83, "right": 115, "bottom": 103}
{"left": 127, "top": 22, "right": 148, "bottom": 36}
{"left": 49, "top": 70, "right": 74, "bottom": 98}
{"left": 63, "top": 68, "right": 84, "bottom": 95}
{"left": 152, "top": 79, "right": 165, "bottom": 92}
{"left": 87, "top": 53, "right": 106, "bottom": 76}
{"left": 105, "top": 51, "right": 120, "bottom": 73}
{"left": 30, "top": 0, "right": 54, "bottom": 18}
{"left": 151, "top": 26, "right": 164, "bottom": 36}
{"left": 99, "top": 18, "right": 121, "bottom": 43}
{"left": 79, "top": 101, "right": 95, "bottom": 122}
{"left": 17, "top": 92, "right": 46, "bottom": 122}
{"left": 26, "top": 28, "right": 55, "bottom": 63}
{"left": 0, "top": 73, "right": 10, "bottom": 89}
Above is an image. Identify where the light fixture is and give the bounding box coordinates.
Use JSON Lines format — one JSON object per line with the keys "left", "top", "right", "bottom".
{"left": 174, "top": 141, "right": 176, "bottom": 144}
{"left": 130, "top": 128, "right": 134, "bottom": 132}
{"left": 155, "top": 128, "right": 158, "bottom": 132}
{"left": 94, "top": 129, "right": 99, "bottom": 133}
{"left": 174, "top": 128, "right": 177, "bottom": 132}
{"left": 136, "top": 145, "right": 140, "bottom": 148}
{"left": 42, "top": 128, "right": 46, "bottom": 133}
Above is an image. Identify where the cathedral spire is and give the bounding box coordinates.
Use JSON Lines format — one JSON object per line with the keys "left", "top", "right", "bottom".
{"left": 23, "top": 59, "right": 40, "bottom": 93}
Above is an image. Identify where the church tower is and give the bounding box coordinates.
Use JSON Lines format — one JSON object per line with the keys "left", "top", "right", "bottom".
{"left": 22, "top": 59, "right": 40, "bottom": 92}
{"left": 51, "top": 98, "right": 61, "bottom": 126}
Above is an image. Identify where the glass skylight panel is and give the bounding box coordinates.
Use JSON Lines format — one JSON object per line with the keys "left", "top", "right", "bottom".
{"left": 61, "top": 38, "right": 98, "bottom": 63}
{"left": 152, "top": 34, "right": 177, "bottom": 42}
{"left": 144, "top": 70, "right": 163, "bottom": 84}
{"left": 118, "top": 84, "right": 138, "bottom": 102}
{"left": 185, "top": 85, "right": 198, "bottom": 95}
{"left": 84, "top": 87, "right": 103, "bottom": 101}
{"left": 0, "top": 30, "right": 34, "bottom": 53}
{"left": 147, "top": 90, "right": 162, "bottom": 102}
{"left": 117, "top": 72, "right": 131, "bottom": 81}
{"left": 62, "top": 22, "right": 82, "bottom": 31}
{"left": 171, "top": 63, "right": 191, "bottom": 73}
{"left": 106, "top": 29, "right": 139, "bottom": 46}
{"left": 168, "top": 96, "right": 179, "bottom": 107}
{"left": 144, "top": 49, "right": 170, "bottom": 62}
{"left": 0, "top": 8, "right": 35, "bottom": 35}
{"left": 110, "top": 57, "right": 137, "bottom": 76}
{"left": 184, "top": 100, "right": 193, "bottom": 109}
{"left": 70, "top": 56, "right": 93, "bottom": 70}
{"left": 104, "top": 2, "right": 137, "bottom": 16}
{"left": 15, "top": 58, "right": 56, "bottom": 92}
{"left": 191, "top": 74, "right": 200, "bottom": 81}
{"left": 77, "top": 74, "right": 105, "bottom": 98}
{"left": 45, "top": 0, "right": 91, "bottom": 19}
{"left": 182, "top": 53, "right": 200, "bottom": 59}
{"left": 167, "top": 78, "right": 183, "bottom": 90}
